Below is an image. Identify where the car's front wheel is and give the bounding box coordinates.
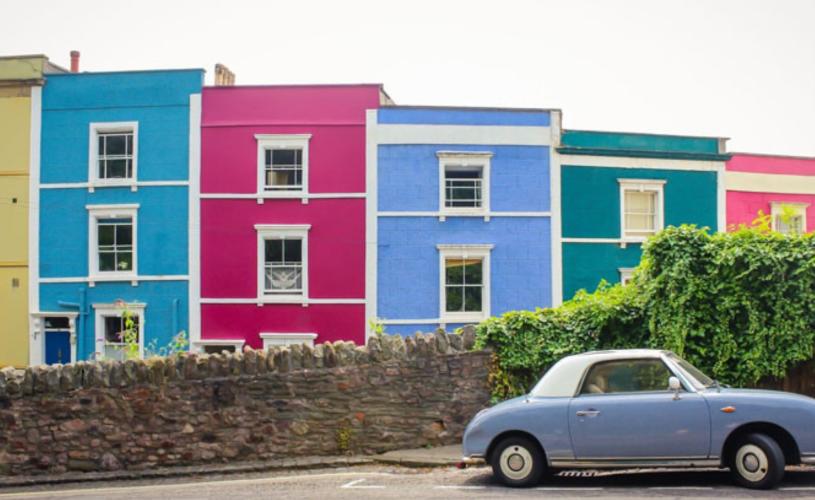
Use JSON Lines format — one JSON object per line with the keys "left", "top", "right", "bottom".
{"left": 729, "top": 433, "right": 785, "bottom": 489}
{"left": 490, "top": 436, "right": 545, "bottom": 487}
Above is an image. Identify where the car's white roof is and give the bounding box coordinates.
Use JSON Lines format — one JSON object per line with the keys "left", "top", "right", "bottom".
{"left": 530, "top": 349, "right": 672, "bottom": 398}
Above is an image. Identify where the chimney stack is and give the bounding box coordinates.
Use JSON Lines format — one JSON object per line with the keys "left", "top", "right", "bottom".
{"left": 70, "top": 50, "right": 80, "bottom": 73}
{"left": 214, "top": 63, "right": 235, "bottom": 86}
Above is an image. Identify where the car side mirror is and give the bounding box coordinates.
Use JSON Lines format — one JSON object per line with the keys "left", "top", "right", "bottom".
{"left": 669, "top": 376, "right": 682, "bottom": 400}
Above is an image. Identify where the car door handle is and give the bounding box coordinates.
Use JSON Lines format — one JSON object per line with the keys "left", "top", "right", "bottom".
{"left": 576, "top": 410, "right": 601, "bottom": 417}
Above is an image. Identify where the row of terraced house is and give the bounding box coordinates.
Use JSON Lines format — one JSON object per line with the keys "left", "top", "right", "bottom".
{"left": 2, "top": 53, "right": 814, "bottom": 367}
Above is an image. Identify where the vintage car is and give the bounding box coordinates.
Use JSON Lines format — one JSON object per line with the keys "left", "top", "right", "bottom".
{"left": 462, "top": 349, "right": 815, "bottom": 489}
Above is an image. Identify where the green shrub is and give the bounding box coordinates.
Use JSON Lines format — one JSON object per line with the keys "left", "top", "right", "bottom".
{"left": 476, "top": 222, "right": 815, "bottom": 399}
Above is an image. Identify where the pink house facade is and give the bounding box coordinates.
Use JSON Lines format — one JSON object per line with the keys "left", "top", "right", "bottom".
{"left": 197, "top": 85, "right": 389, "bottom": 352}
{"left": 726, "top": 153, "right": 815, "bottom": 234}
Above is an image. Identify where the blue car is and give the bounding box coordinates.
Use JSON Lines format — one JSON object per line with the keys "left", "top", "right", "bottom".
{"left": 462, "top": 349, "right": 815, "bottom": 489}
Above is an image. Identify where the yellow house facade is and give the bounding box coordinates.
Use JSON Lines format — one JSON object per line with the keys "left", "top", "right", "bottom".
{"left": 0, "top": 55, "right": 64, "bottom": 367}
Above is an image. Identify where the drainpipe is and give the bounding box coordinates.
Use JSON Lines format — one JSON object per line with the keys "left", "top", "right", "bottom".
{"left": 172, "top": 298, "right": 180, "bottom": 337}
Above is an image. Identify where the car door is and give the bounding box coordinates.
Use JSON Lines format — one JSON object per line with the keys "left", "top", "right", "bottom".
{"left": 568, "top": 358, "right": 711, "bottom": 460}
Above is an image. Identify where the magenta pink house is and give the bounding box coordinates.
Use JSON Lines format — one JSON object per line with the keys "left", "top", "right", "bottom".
{"left": 727, "top": 153, "right": 815, "bottom": 234}
{"left": 196, "top": 85, "right": 390, "bottom": 353}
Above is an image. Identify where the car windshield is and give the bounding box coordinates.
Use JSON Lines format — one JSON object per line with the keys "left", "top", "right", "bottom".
{"left": 668, "top": 353, "right": 716, "bottom": 389}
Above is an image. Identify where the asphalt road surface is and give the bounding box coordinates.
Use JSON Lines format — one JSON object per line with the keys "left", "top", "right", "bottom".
{"left": 2, "top": 465, "right": 815, "bottom": 499}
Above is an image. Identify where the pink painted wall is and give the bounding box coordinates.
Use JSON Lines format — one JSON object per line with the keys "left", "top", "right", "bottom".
{"left": 200, "top": 85, "right": 382, "bottom": 346}
{"left": 728, "top": 153, "right": 815, "bottom": 176}
{"left": 727, "top": 153, "right": 815, "bottom": 231}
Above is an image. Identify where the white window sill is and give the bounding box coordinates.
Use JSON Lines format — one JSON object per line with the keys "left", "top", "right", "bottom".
{"left": 441, "top": 313, "right": 486, "bottom": 324}
{"left": 89, "top": 180, "right": 138, "bottom": 192}
{"left": 257, "top": 190, "right": 309, "bottom": 204}
{"left": 89, "top": 273, "right": 138, "bottom": 287}
{"left": 257, "top": 295, "right": 308, "bottom": 307}
{"left": 260, "top": 332, "right": 318, "bottom": 348}
{"left": 439, "top": 209, "right": 490, "bottom": 222}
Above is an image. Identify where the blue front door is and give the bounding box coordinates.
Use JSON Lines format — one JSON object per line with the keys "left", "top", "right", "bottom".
{"left": 45, "top": 331, "right": 70, "bottom": 365}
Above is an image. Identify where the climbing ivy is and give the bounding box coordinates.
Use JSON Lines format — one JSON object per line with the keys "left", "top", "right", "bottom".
{"left": 476, "top": 219, "right": 815, "bottom": 400}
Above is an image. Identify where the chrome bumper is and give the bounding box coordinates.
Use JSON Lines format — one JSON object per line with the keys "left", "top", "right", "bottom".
{"left": 801, "top": 455, "right": 815, "bottom": 465}
{"left": 461, "top": 455, "right": 486, "bottom": 466}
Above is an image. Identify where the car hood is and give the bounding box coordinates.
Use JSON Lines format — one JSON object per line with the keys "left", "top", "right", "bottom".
{"left": 706, "top": 387, "right": 815, "bottom": 403}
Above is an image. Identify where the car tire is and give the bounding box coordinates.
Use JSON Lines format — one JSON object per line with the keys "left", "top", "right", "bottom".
{"left": 729, "top": 433, "right": 785, "bottom": 489}
{"left": 490, "top": 436, "right": 545, "bottom": 487}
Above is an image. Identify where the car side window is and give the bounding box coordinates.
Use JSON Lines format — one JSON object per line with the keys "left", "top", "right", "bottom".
{"left": 580, "top": 359, "right": 674, "bottom": 395}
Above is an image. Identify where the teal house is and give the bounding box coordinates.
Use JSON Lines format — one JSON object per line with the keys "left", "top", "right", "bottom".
{"left": 556, "top": 130, "right": 730, "bottom": 302}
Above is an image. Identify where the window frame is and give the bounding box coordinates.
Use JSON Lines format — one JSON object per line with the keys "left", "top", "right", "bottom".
{"left": 260, "top": 332, "right": 318, "bottom": 349}
{"left": 194, "top": 339, "right": 245, "bottom": 354}
{"left": 438, "top": 151, "right": 492, "bottom": 218}
{"left": 618, "top": 179, "right": 666, "bottom": 242}
{"left": 255, "top": 224, "right": 311, "bottom": 304}
{"left": 86, "top": 204, "right": 139, "bottom": 282}
{"left": 88, "top": 122, "right": 139, "bottom": 189}
{"left": 437, "top": 244, "right": 493, "bottom": 324}
{"left": 619, "top": 268, "right": 635, "bottom": 285}
{"left": 770, "top": 202, "right": 809, "bottom": 235}
{"left": 93, "top": 302, "right": 145, "bottom": 360}
{"left": 577, "top": 358, "right": 681, "bottom": 397}
{"left": 255, "top": 134, "right": 312, "bottom": 200}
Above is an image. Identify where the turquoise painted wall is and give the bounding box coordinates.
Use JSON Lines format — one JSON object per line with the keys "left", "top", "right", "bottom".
{"left": 561, "top": 165, "right": 718, "bottom": 298}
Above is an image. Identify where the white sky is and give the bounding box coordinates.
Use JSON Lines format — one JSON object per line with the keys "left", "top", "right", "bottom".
{"left": 4, "top": 0, "right": 814, "bottom": 155}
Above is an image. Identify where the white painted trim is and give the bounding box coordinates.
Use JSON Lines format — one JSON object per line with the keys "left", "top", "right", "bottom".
{"left": 260, "top": 332, "right": 318, "bottom": 348}
{"left": 88, "top": 121, "right": 139, "bottom": 190}
{"left": 41, "top": 180, "right": 189, "bottom": 190}
{"left": 256, "top": 134, "right": 311, "bottom": 200}
{"left": 770, "top": 202, "right": 809, "bottom": 234}
{"left": 561, "top": 238, "right": 633, "bottom": 244}
{"left": 365, "top": 109, "right": 378, "bottom": 343}
{"left": 725, "top": 171, "right": 815, "bottom": 195}
{"left": 188, "top": 93, "right": 202, "bottom": 347}
{"left": 192, "top": 339, "right": 245, "bottom": 354}
{"left": 377, "top": 211, "right": 551, "bottom": 218}
{"left": 549, "top": 110, "right": 563, "bottom": 306}
{"left": 199, "top": 297, "right": 363, "bottom": 305}
{"left": 380, "top": 318, "right": 441, "bottom": 325}
{"left": 200, "top": 192, "right": 365, "bottom": 200}
{"left": 437, "top": 244, "right": 492, "bottom": 324}
{"left": 717, "top": 168, "right": 726, "bottom": 232}
{"left": 255, "top": 225, "right": 310, "bottom": 303}
{"left": 560, "top": 154, "right": 725, "bottom": 172}
{"left": 86, "top": 204, "right": 139, "bottom": 282}
{"left": 40, "top": 275, "right": 189, "bottom": 284}
{"left": 438, "top": 151, "right": 491, "bottom": 218}
{"left": 376, "top": 124, "right": 552, "bottom": 146}
{"left": 619, "top": 179, "right": 665, "bottom": 242}
{"left": 94, "top": 303, "right": 145, "bottom": 360}
{"left": 30, "top": 314, "right": 78, "bottom": 366}
{"left": 28, "top": 85, "right": 42, "bottom": 366}
{"left": 618, "top": 267, "right": 635, "bottom": 285}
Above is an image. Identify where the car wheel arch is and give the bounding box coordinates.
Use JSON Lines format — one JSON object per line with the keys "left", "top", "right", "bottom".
{"left": 486, "top": 430, "right": 547, "bottom": 465}
{"left": 721, "top": 421, "right": 801, "bottom": 466}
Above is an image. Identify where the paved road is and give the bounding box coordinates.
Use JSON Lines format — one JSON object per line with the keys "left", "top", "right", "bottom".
{"left": 2, "top": 465, "right": 815, "bottom": 499}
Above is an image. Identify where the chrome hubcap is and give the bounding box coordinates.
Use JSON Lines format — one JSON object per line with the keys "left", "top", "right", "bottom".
{"left": 499, "top": 445, "right": 534, "bottom": 481}
{"left": 735, "top": 444, "right": 769, "bottom": 482}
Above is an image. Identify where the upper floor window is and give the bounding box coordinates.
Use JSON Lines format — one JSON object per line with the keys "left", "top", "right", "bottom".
{"left": 255, "top": 224, "right": 311, "bottom": 302}
{"left": 89, "top": 122, "right": 138, "bottom": 185}
{"left": 437, "top": 244, "right": 493, "bottom": 323}
{"left": 256, "top": 134, "right": 311, "bottom": 196}
{"left": 438, "top": 152, "right": 492, "bottom": 217}
{"left": 619, "top": 179, "right": 665, "bottom": 241}
{"left": 87, "top": 204, "right": 139, "bottom": 280}
{"left": 771, "top": 202, "right": 808, "bottom": 235}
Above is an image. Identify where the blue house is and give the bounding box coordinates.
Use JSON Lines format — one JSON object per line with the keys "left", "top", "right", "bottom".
{"left": 366, "top": 106, "right": 559, "bottom": 336}
{"left": 30, "top": 69, "right": 203, "bottom": 365}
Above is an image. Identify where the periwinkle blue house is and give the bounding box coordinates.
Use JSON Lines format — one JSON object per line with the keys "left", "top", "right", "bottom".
{"left": 31, "top": 69, "right": 203, "bottom": 365}
{"left": 366, "top": 106, "right": 559, "bottom": 336}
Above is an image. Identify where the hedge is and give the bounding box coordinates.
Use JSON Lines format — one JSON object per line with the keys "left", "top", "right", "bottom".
{"left": 475, "top": 221, "right": 815, "bottom": 400}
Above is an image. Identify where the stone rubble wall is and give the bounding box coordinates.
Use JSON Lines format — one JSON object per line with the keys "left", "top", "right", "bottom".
{"left": 0, "top": 331, "right": 491, "bottom": 475}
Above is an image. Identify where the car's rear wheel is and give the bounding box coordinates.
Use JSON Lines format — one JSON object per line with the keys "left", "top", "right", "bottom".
{"left": 729, "top": 433, "right": 785, "bottom": 489}
{"left": 490, "top": 436, "right": 545, "bottom": 487}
